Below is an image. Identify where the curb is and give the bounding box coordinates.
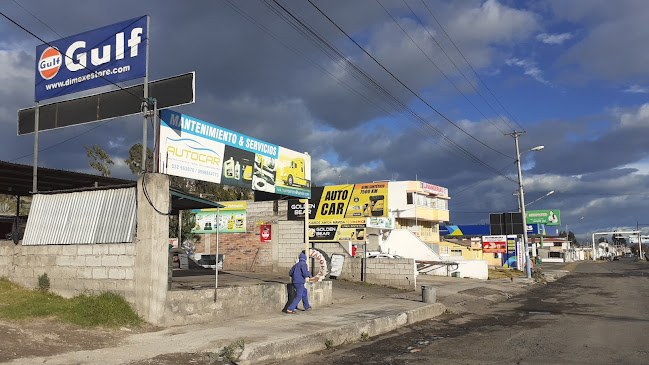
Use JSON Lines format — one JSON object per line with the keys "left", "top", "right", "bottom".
{"left": 237, "top": 302, "right": 446, "bottom": 364}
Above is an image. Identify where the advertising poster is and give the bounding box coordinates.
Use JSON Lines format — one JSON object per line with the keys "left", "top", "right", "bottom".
{"left": 526, "top": 210, "right": 561, "bottom": 226}
{"left": 35, "top": 16, "right": 148, "bottom": 101}
{"left": 191, "top": 201, "right": 247, "bottom": 234}
{"left": 159, "top": 110, "right": 310, "bottom": 199}
{"left": 482, "top": 235, "right": 507, "bottom": 254}
{"left": 260, "top": 225, "right": 271, "bottom": 242}
{"left": 275, "top": 147, "right": 311, "bottom": 197}
{"left": 309, "top": 218, "right": 366, "bottom": 242}
{"left": 366, "top": 217, "right": 395, "bottom": 229}
{"left": 502, "top": 235, "right": 518, "bottom": 268}
{"left": 344, "top": 183, "right": 388, "bottom": 218}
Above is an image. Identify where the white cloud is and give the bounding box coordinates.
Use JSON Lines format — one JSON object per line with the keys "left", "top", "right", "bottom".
{"left": 618, "top": 103, "right": 649, "bottom": 128}
{"left": 505, "top": 58, "right": 551, "bottom": 85}
{"left": 536, "top": 32, "right": 573, "bottom": 45}
{"left": 623, "top": 84, "right": 649, "bottom": 94}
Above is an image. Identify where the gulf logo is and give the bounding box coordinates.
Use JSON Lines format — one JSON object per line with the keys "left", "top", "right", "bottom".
{"left": 38, "top": 47, "right": 62, "bottom": 80}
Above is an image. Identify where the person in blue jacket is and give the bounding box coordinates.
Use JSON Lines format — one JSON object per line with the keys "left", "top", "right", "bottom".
{"left": 286, "top": 252, "right": 318, "bottom": 314}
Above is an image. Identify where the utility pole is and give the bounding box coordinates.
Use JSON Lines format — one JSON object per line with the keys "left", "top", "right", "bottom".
{"left": 506, "top": 131, "right": 531, "bottom": 279}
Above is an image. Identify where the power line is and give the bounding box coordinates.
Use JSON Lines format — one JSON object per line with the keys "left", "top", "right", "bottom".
{"left": 419, "top": 0, "right": 524, "bottom": 131}
{"left": 400, "top": 0, "right": 516, "bottom": 133}
{"left": 298, "top": 0, "right": 516, "bottom": 181}
{"left": 305, "top": 0, "right": 513, "bottom": 160}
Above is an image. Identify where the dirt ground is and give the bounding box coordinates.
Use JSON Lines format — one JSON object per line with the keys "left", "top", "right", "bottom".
{"left": 0, "top": 319, "right": 159, "bottom": 363}
{"left": 0, "top": 272, "right": 407, "bottom": 364}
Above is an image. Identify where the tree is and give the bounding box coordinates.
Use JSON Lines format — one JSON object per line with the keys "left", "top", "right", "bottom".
{"left": 559, "top": 231, "right": 578, "bottom": 246}
{"left": 124, "top": 143, "right": 154, "bottom": 174}
{"left": 84, "top": 144, "right": 114, "bottom": 177}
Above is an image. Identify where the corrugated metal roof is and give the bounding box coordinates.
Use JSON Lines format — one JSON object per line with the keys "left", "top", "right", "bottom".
{"left": 22, "top": 187, "right": 136, "bottom": 245}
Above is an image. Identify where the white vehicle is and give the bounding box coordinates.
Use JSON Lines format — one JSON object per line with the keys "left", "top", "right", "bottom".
{"left": 365, "top": 251, "right": 402, "bottom": 259}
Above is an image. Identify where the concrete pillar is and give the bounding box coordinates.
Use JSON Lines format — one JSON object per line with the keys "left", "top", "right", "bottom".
{"left": 135, "top": 173, "right": 169, "bottom": 324}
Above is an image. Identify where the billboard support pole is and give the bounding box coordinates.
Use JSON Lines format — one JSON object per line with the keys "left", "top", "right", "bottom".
{"left": 153, "top": 98, "right": 158, "bottom": 172}
{"left": 141, "top": 16, "right": 150, "bottom": 173}
{"left": 304, "top": 198, "right": 309, "bottom": 271}
{"left": 32, "top": 102, "right": 39, "bottom": 193}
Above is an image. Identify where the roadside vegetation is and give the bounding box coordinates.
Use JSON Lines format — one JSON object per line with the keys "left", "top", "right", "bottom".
{"left": 488, "top": 268, "right": 525, "bottom": 280}
{"left": 0, "top": 278, "right": 142, "bottom": 328}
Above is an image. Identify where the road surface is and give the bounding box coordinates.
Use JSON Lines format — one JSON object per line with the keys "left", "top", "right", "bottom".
{"left": 288, "top": 259, "right": 649, "bottom": 365}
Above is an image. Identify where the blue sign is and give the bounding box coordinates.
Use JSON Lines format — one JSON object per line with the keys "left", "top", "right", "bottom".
{"left": 35, "top": 16, "right": 148, "bottom": 101}
{"left": 526, "top": 224, "right": 546, "bottom": 235}
{"left": 440, "top": 225, "right": 491, "bottom": 237}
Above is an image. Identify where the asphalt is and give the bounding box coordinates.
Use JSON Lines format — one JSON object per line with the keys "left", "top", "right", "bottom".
{"left": 7, "top": 264, "right": 574, "bottom": 365}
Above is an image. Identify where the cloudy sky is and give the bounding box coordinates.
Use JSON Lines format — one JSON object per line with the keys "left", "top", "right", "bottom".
{"left": 2, "top": 0, "right": 649, "bottom": 241}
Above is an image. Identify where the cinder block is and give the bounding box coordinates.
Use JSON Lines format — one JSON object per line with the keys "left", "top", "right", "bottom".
{"left": 124, "top": 244, "right": 136, "bottom": 255}
{"left": 117, "top": 255, "right": 135, "bottom": 267}
{"left": 78, "top": 267, "right": 93, "bottom": 279}
{"left": 71, "top": 256, "right": 86, "bottom": 267}
{"left": 86, "top": 255, "right": 102, "bottom": 267}
{"left": 102, "top": 255, "right": 118, "bottom": 267}
{"left": 124, "top": 268, "right": 134, "bottom": 280}
{"left": 92, "top": 268, "right": 108, "bottom": 279}
{"left": 93, "top": 245, "right": 110, "bottom": 255}
{"left": 108, "top": 244, "right": 126, "bottom": 255}
{"left": 108, "top": 268, "right": 126, "bottom": 280}
{"left": 61, "top": 245, "right": 77, "bottom": 256}
{"left": 77, "top": 245, "right": 93, "bottom": 255}
{"left": 56, "top": 255, "right": 72, "bottom": 266}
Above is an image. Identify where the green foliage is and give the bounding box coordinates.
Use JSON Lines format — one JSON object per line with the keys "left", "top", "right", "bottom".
{"left": 84, "top": 144, "right": 114, "bottom": 177}
{"left": 360, "top": 332, "right": 370, "bottom": 341}
{"left": 124, "top": 143, "right": 154, "bottom": 174}
{"left": 219, "top": 339, "right": 245, "bottom": 364}
{"left": 0, "top": 279, "right": 142, "bottom": 328}
{"left": 37, "top": 273, "right": 50, "bottom": 292}
{"left": 324, "top": 339, "right": 334, "bottom": 349}
{"left": 169, "top": 212, "right": 199, "bottom": 243}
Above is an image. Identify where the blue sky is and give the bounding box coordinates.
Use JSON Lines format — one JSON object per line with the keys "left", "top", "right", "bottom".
{"left": 1, "top": 0, "right": 649, "bottom": 242}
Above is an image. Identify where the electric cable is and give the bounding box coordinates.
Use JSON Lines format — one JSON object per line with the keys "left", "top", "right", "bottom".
{"left": 419, "top": 0, "right": 524, "bottom": 131}
{"left": 288, "top": 0, "right": 516, "bottom": 181}
{"left": 401, "top": 0, "right": 517, "bottom": 133}
{"left": 378, "top": 0, "right": 512, "bottom": 136}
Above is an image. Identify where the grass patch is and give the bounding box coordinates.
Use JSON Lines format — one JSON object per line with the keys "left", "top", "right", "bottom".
{"left": 0, "top": 278, "right": 142, "bottom": 328}
{"left": 488, "top": 268, "right": 525, "bottom": 280}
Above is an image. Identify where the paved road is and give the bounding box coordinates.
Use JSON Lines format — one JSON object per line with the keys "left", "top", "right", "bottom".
{"left": 288, "top": 259, "right": 649, "bottom": 365}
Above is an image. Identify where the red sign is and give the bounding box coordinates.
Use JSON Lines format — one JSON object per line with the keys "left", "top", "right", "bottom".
{"left": 260, "top": 225, "right": 271, "bottom": 242}
{"left": 482, "top": 235, "right": 507, "bottom": 253}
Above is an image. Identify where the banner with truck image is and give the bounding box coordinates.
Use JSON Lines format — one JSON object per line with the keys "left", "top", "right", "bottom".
{"left": 159, "top": 110, "right": 311, "bottom": 198}
{"left": 191, "top": 201, "right": 246, "bottom": 234}
{"left": 288, "top": 183, "right": 388, "bottom": 242}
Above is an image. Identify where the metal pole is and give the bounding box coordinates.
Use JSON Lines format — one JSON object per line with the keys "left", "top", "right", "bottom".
{"left": 153, "top": 98, "right": 158, "bottom": 172}
{"left": 510, "top": 132, "right": 532, "bottom": 278}
{"left": 592, "top": 233, "right": 596, "bottom": 261}
{"left": 304, "top": 198, "right": 309, "bottom": 271}
{"left": 639, "top": 231, "right": 644, "bottom": 260}
{"left": 178, "top": 210, "right": 182, "bottom": 249}
{"left": 215, "top": 207, "right": 220, "bottom": 289}
{"left": 141, "top": 16, "right": 150, "bottom": 173}
{"left": 32, "top": 102, "right": 39, "bottom": 193}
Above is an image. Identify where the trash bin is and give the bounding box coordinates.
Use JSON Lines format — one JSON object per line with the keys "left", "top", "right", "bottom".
{"left": 421, "top": 285, "right": 436, "bottom": 303}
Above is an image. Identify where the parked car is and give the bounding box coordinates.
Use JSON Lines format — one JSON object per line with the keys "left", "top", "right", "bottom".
{"left": 365, "top": 252, "right": 403, "bottom": 259}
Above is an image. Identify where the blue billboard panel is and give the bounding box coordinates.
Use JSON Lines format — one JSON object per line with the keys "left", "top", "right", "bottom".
{"left": 35, "top": 16, "right": 148, "bottom": 101}
{"left": 440, "top": 225, "right": 491, "bottom": 237}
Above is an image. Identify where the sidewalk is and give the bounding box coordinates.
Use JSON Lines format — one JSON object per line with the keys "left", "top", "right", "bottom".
{"left": 7, "top": 267, "right": 569, "bottom": 364}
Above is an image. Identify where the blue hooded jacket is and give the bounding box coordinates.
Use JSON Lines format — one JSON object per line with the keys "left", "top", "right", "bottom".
{"left": 289, "top": 252, "right": 311, "bottom": 284}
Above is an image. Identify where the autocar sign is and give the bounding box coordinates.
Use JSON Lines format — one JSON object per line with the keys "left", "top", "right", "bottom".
{"left": 35, "top": 16, "right": 148, "bottom": 101}
{"left": 482, "top": 235, "right": 507, "bottom": 253}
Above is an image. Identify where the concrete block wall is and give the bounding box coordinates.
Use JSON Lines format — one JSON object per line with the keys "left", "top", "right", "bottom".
{"left": 0, "top": 242, "right": 137, "bottom": 302}
{"left": 194, "top": 200, "right": 289, "bottom": 272}
{"left": 276, "top": 220, "right": 306, "bottom": 271}
{"left": 338, "top": 257, "right": 416, "bottom": 290}
{"left": 162, "top": 280, "right": 332, "bottom": 326}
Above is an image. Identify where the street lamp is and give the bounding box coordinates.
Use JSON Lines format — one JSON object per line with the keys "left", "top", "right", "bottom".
{"left": 525, "top": 190, "right": 554, "bottom": 207}
{"left": 506, "top": 131, "right": 544, "bottom": 279}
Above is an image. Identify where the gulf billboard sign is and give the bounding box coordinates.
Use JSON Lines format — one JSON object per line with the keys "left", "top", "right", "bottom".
{"left": 35, "top": 16, "right": 148, "bottom": 101}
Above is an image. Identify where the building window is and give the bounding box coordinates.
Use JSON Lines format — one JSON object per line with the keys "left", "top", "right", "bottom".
{"left": 407, "top": 193, "right": 413, "bottom": 204}
{"left": 451, "top": 249, "right": 463, "bottom": 256}
{"left": 440, "top": 245, "right": 449, "bottom": 255}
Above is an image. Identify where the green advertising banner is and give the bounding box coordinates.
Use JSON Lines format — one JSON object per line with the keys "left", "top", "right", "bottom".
{"left": 191, "top": 202, "right": 247, "bottom": 233}
{"left": 526, "top": 210, "right": 560, "bottom": 226}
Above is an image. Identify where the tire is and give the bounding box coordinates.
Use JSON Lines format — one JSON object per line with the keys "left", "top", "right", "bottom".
{"left": 287, "top": 175, "right": 293, "bottom": 186}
